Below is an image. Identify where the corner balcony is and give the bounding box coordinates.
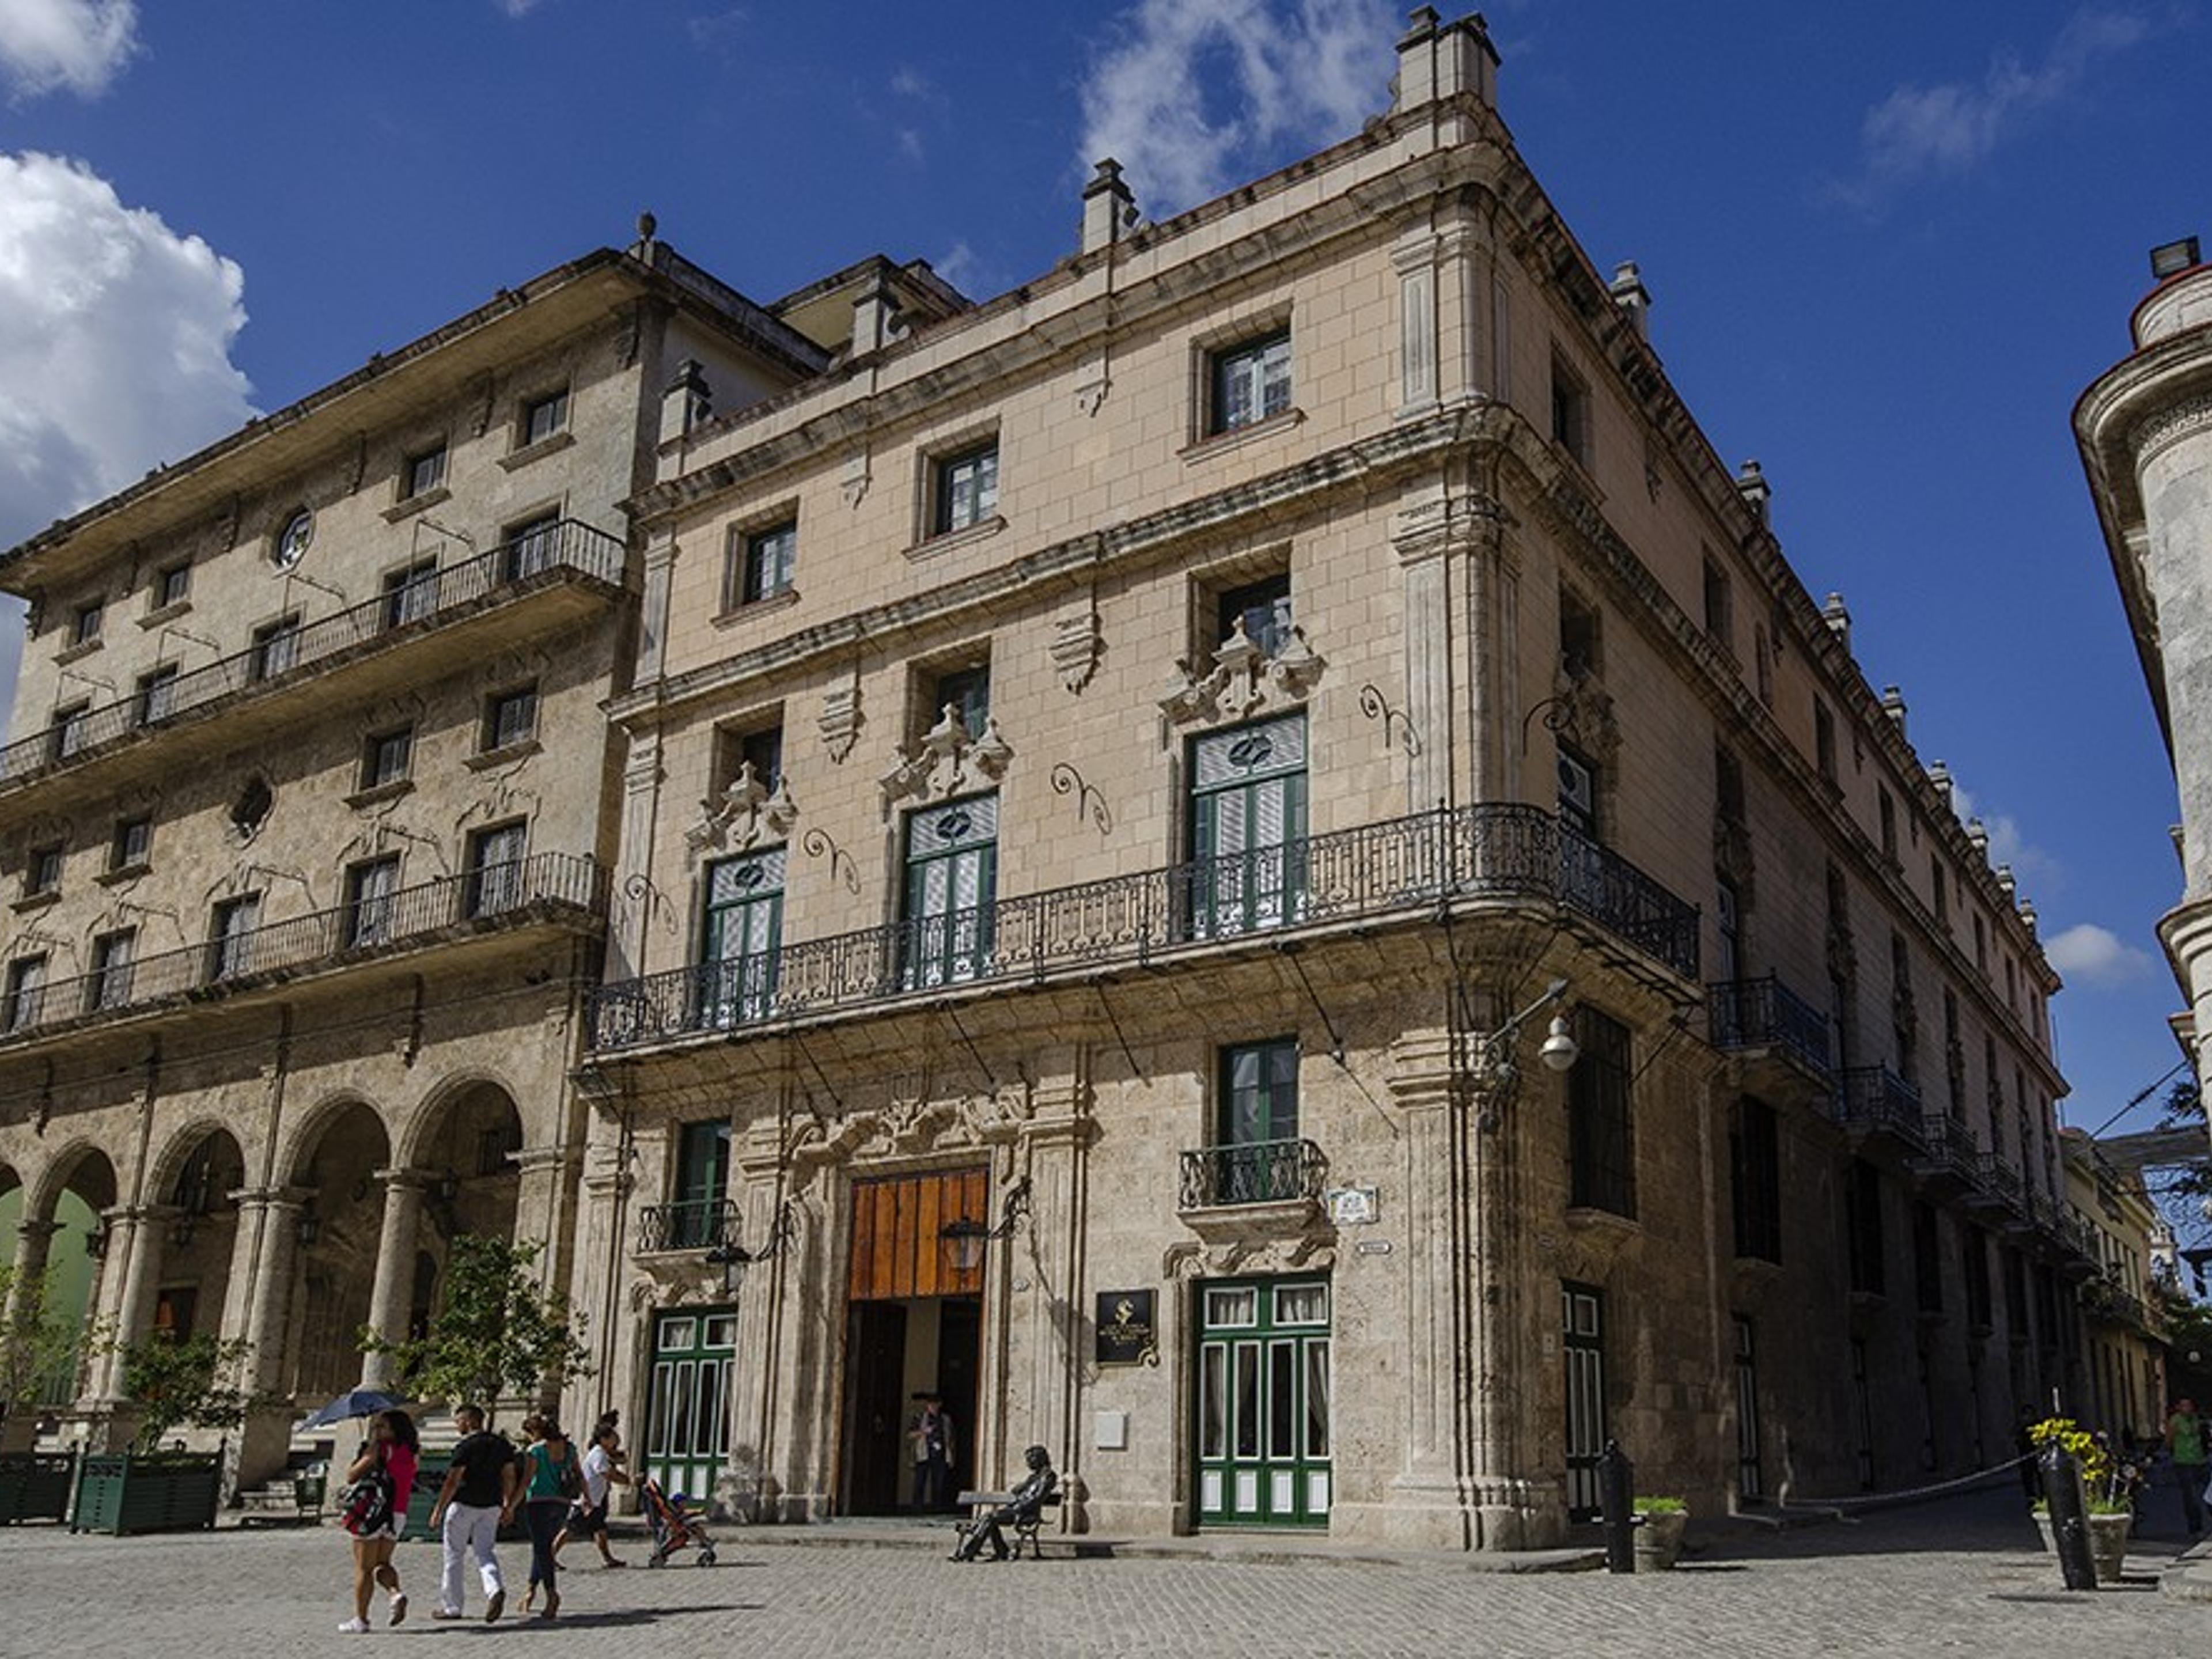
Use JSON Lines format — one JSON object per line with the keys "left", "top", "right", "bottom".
{"left": 1176, "top": 1138, "right": 1328, "bottom": 1243}
{"left": 0, "top": 521, "right": 625, "bottom": 800}
{"left": 0, "top": 852, "right": 607, "bottom": 1051}
{"left": 1705, "top": 974, "right": 1833, "bottom": 1092}
{"left": 1832, "top": 1066, "right": 1926, "bottom": 1152}
{"left": 587, "top": 803, "right": 1702, "bottom": 1055}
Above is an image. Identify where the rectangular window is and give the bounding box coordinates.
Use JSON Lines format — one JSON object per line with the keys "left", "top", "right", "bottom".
{"left": 669, "top": 1120, "right": 732, "bottom": 1249}
{"left": 25, "top": 843, "right": 62, "bottom": 899}
{"left": 1814, "top": 701, "right": 1838, "bottom": 783}
{"left": 1715, "top": 747, "right": 1745, "bottom": 827}
{"left": 731, "top": 521, "right": 796, "bottom": 607}
{"left": 1567, "top": 1007, "right": 1635, "bottom": 1217}
{"left": 252, "top": 615, "right": 301, "bottom": 681}
{"left": 1913, "top": 1201, "right": 1943, "bottom": 1315}
{"left": 1972, "top": 914, "right": 1987, "bottom": 971}
{"left": 1729, "top": 1097, "right": 1781, "bottom": 1263}
{"left": 50, "top": 702, "right": 89, "bottom": 761}
{"left": 522, "top": 388, "right": 569, "bottom": 446}
{"left": 1702, "top": 554, "right": 1733, "bottom": 651}
{"left": 1846, "top": 1159, "right": 1885, "bottom": 1296}
{"left": 483, "top": 684, "right": 538, "bottom": 752}
{"left": 90, "top": 927, "right": 136, "bottom": 1012}
{"left": 135, "top": 664, "right": 179, "bottom": 726}
{"left": 902, "top": 792, "right": 998, "bottom": 988}
{"left": 1715, "top": 878, "right": 1741, "bottom": 982}
{"left": 156, "top": 563, "right": 191, "bottom": 608}
{"left": 699, "top": 847, "right": 783, "bottom": 1027}
{"left": 929, "top": 664, "right": 991, "bottom": 741}
{"left": 1550, "top": 352, "right": 1591, "bottom": 466}
{"left": 73, "top": 601, "right": 103, "bottom": 646}
{"left": 207, "top": 893, "right": 262, "bottom": 982}
{"left": 344, "top": 855, "right": 402, "bottom": 948}
{"left": 933, "top": 441, "right": 999, "bottom": 535}
{"left": 1213, "top": 1038, "right": 1302, "bottom": 1205}
{"left": 1878, "top": 789, "right": 1897, "bottom": 860}
{"left": 1190, "top": 714, "right": 1308, "bottom": 938}
{"left": 1559, "top": 589, "right": 1601, "bottom": 680}
{"left": 1210, "top": 330, "right": 1292, "bottom": 434}
{"left": 1931, "top": 858, "right": 1947, "bottom": 928}
{"left": 361, "top": 726, "right": 414, "bottom": 791}
{"left": 111, "top": 816, "right": 151, "bottom": 872}
{"left": 1217, "top": 573, "right": 1293, "bottom": 658}
{"left": 382, "top": 559, "right": 440, "bottom": 629}
{"left": 404, "top": 444, "right": 447, "bottom": 499}
{"left": 3, "top": 955, "right": 47, "bottom": 1032}
{"left": 1557, "top": 743, "right": 1597, "bottom": 840}
{"left": 464, "top": 821, "right": 528, "bottom": 918}
{"left": 504, "top": 513, "right": 560, "bottom": 580}
{"left": 739, "top": 726, "right": 783, "bottom": 791}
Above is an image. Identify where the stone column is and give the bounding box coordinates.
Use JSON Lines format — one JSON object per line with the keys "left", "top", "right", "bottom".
{"left": 1, "top": 1219, "right": 61, "bottom": 1452}
{"left": 359, "top": 1172, "right": 427, "bottom": 1389}
{"left": 233, "top": 1188, "right": 305, "bottom": 1488}
{"left": 107, "top": 1206, "right": 173, "bottom": 1387}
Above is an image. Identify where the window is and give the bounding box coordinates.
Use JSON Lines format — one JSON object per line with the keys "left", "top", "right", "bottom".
{"left": 902, "top": 793, "right": 998, "bottom": 988}
{"left": 1845, "top": 1159, "right": 1885, "bottom": 1295}
{"left": 699, "top": 847, "right": 783, "bottom": 1027}
{"left": 135, "top": 664, "right": 178, "bottom": 726}
{"left": 1878, "top": 789, "right": 1897, "bottom": 861}
{"left": 1814, "top": 701, "right": 1837, "bottom": 783}
{"left": 207, "top": 893, "right": 262, "bottom": 982}
{"left": 156, "top": 563, "right": 191, "bottom": 609}
{"left": 90, "top": 928, "right": 136, "bottom": 1012}
{"left": 1715, "top": 878, "right": 1741, "bottom": 982}
{"left": 344, "top": 855, "right": 402, "bottom": 948}
{"left": 930, "top": 664, "right": 991, "bottom": 741}
{"left": 1912, "top": 1202, "right": 1943, "bottom": 1315}
{"left": 1753, "top": 625, "right": 1775, "bottom": 707}
{"left": 1557, "top": 743, "right": 1597, "bottom": 840}
{"left": 1972, "top": 914, "right": 1987, "bottom": 972}
{"left": 382, "top": 560, "right": 439, "bottom": 629}
{"left": 2004, "top": 957, "right": 2017, "bottom": 1010}
{"left": 72, "top": 601, "right": 103, "bottom": 646}
{"left": 1190, "top": 715, "right": 1308, "bottom": 938}
{"left": 730, "top": 520, "right": 796, "bottom": 607}
{"left": 1215, "top": 1037, "right": 1302, "bottom": 1203}
{"left": 670, "top": 1120, "right": 732, "bottom": 1249}
{"left": 933, "top": 441, "right": 999, "bottom": 535}
{"left": 483, "top": 684, "right": 538, "bottom": 753}
{"left": 1715, "top": 746, "right": 1745, "bottom": 828}
{"left": 504, "top": 513, "right": 560, "bottom": 580}
{"left": 403, "top": 444, "right": 447, "bottom": 499}
{"left": 50, "top": 702, "right": 89, "bottom": 762}
{"left": 1702, "top": 554, "right": 1733, "bottom": 651}
{"left": 3, "top": 955, "right": 47, "bottom": 1032}
{"left": 111, "top": 816, "right": 151, "bottom": 873}
{"left": 465, "top": 821, "right": 528, "bottom": 918}
{"left": 1217, "top": 573, "right": 1292, "bottom": 658}
{"left": 1729, "top": 1097, "right": 1781, "bottom": 1263}
{"left": 1559, "top": 590, "right": 1601, "bottom": 680}
{"left": 1567, "top": 1006, "right": 1635, "bottom": 1217}
{"left": 521, "top": 388, "right": 569, "bottom": 446}
{"left": 1210, "top": 330, "right": 1291, "bottom": 434}
{"left": 1931, "top": 858, "right": 1948, "bottom": 929}
{"left": 739, "top": 726, "right": 782, "bottom": 791}
{"left": 1550, "top": 352, "right": 1591, "bottom": 467}
{"left": 25, "top": 843, "right": 62, "bottom": 899}
{"left": 360, "top": 726, "right": 414, "bottom": 791}
{"left": 252, "top": 615, "right": 301, "bottom": 681}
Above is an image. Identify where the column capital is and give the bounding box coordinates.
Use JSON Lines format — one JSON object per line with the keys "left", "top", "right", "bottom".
{"left": 13, "top": 1217, "right": 63, "bottom": 1243}
{"left": 371, "top": 1167, "right": 435, "bottom": 1197}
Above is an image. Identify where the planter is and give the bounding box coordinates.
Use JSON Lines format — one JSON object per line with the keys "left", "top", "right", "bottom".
{"left": 0, "top": 1452, "right": 76, "bottom": 1524}
{"left": 1634, "top": 1509, "right": 1688, "bottom": 1571}
{"left": 70, "top": 1452, "right": 221, "bottom": 1536}
{"left": 2086, "top": 1512, "right": 2131, "bottom": 1584}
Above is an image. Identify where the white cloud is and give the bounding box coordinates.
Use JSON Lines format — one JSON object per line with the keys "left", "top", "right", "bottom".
{"left": 931, "top": 240, "right": 987, "bottom": 300}
{"left": 0, "top": 0, "right": 138, "bottom": 99}
{"left": 2044, "top": 922, "right": 2156, "bottom": 986}
{"left": 1839, "top": 9, "right": 2156, "bottom": 203}
{"left": 495, "top": 0, "right": 546, "bottom": 17}
{"left": 1076, "top": 0, "right": 1396, "bottom": 217}
{"left": 1944, "top": 780, "right": 2059, "bottom": 889}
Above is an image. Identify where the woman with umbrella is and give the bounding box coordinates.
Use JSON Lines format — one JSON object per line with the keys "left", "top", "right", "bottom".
{"left": 338, "top": 1407, "right": 420, "bottom": 1633}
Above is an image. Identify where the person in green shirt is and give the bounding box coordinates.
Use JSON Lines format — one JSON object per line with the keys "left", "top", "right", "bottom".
{"left": 2168, "top": 1398, "right": 2206, "bottom": 1537}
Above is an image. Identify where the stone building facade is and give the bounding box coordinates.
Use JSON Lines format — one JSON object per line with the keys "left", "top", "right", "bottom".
{"left": 577, "top": 13, "right": 2081, "bottom": 1548}
{"left": 0, "top": 235, "right": 828, "bottom": 1486}
{"left": 2059, "top": 1130, "right": 2170, "bottom": 1443}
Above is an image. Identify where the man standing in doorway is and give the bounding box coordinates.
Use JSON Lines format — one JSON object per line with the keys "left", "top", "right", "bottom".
{"left": 427, "top": 1404, "right": 518, "bottom": 1624}
{"left": 2168, "top": 1397, "right": 2206, "bottom": 1539}
{"left": 909, "top": 1390, "right": 955, "bottom": 1512}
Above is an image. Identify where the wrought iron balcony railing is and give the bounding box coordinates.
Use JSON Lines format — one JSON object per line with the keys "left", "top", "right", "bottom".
{"left": 1177, "top": 1138, "right": 1328, "bottom": 1210}
{"left": 0, "top": 852, "right": 607, "bottom": 1046}
{"left": 1833, "top": 1066, "right": 1925, "bottom": 1144}
{"left": 1913, "top": 1115, "right": 1980, "bottom": 1180}
{"left": 638, "top": 1198, "right": 738, "bottom": 1253}
{"left": 0, "top": 521, "right": 624, "bottom": 794}
{"left": 1705, "top": 975, "right": 1832, "bottom": 1077}
{"left": 1974, "top": 1153, "right": 2024, "bottom": 1207}
{"left": 589, "top": 802, "right": 1700, "bottom": 1052}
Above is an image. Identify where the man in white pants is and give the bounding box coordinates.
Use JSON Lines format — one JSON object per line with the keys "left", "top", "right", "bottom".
{"left": 426, "top": 1404, "right": 520, "bottom": 1624}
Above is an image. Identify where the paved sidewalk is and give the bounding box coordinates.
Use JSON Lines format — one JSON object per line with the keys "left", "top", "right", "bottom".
{"left": 2, "top": 1484, "right": 2205, "bottom": 1658}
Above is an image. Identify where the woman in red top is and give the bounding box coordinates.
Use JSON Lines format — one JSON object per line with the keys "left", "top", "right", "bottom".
{"left": 339, "top": 1408, "right": 420, "bottom": 1633}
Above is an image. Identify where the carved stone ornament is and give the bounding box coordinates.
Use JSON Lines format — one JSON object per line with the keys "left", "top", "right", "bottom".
{"left": 785, "top": 1084, "right": 1030, "bottom": 1185}
{"left": 685, "top": 762, "right": 798, "bottom": 859}
{"left": 1162, "top": 1234, "right": 1336, "bottom": 1281}
{"left": 1549, "top": 665, "right": 1621, "bottom": 766}
{"left": 819, "top": 684, "right": 863, "bottom": 764}
{"left": 1052, "top": 608, "right": 1102, "bottom": 694}
{"left": 1158, "top": 615, "right": 1325, "bottom": 729}
{"left": 879, "top": 706, "right": 1013, "bottom": 806}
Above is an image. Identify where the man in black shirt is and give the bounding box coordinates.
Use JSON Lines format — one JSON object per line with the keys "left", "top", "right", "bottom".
{"left": 427, "top": 1404, "right": 520, "bottom": 1623}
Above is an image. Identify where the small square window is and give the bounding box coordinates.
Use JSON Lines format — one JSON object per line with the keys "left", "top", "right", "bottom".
{"left": 25, "top": 844, "right": 62, "bottom": 898}
{"left": 930, "top": 665, "right": 990, "bottom": 740}
{"left": 484, "top": 684, "right": 538, "bottom": 752}
{"left": 404, "top": 445, "right": 448, "bottom": 499}
{"left": 73, "top": 602, "right": 104, "bottom": 646}
{"left": 135, "top": 664, "right": 179, "bottom": 727}
{"left": 252, "top": 615, "right": 301, "bottom": 681}
{"left": 156, "top": 563, "right": 191, "bottom": 609}
{"left": 522, "top": 389, "right": 569, "bottom": 447}
{"left": 1210, "top": 331, "right": 1291, "bottom": 435}
{"left": 361, "top": 726, "right": 414, "bottom": 791}
{"left": 1216, "top": 574, "right": 1291, "bottom": 658}
{"left": 382, "top": 560, "right": 440, "bottom": 629}
{"left": 112, "top": 816, "right": 152, "bottom": 872}
{"left": 730, "top": 521, "right": 796, "bottom": 608}
{"left": 933, "top": 442, "right": 998, "bottom": 536}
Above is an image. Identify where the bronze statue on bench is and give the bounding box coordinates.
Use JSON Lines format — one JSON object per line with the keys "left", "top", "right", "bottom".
{"left": 950, "top": 1445, "right": 1058, "bottom": 1562}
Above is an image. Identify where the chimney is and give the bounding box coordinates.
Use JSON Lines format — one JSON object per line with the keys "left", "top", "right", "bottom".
{"left": 660, "top": 359, "right": 711, "bottom": 447}
{"left": 1927, "top": 759, "right": 1952, "bottom": 808}
{"left": 1609, "top": 262, "right": 1650, "bottom": 340}
{"left": 1880, "top": 685, "right": 1907, "bottom": 738}
{"left": 1821, "top": 591, "right": 1850, "bottom": 648}
{"left": 1393, "top": 7, "right": 1499, "bottom": 114}
{"left": 1736, "top": 459, "right": 1771, "bottom": 526}
{"left": 1081, "top": 158, "right": 1136, "bottom": 257}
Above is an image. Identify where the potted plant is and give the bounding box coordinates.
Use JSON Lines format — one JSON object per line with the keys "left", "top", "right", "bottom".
{"left": 1633, "top": 1495, "right": 1689, "bottom": 1571}
{"left": 72, "top": 1332, "right": 263, "bottom": 1536}
{"left": 2026, "top": 1416, "right": 2133, "bottom": 1584}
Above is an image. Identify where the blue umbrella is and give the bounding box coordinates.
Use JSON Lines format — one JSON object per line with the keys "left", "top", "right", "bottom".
{"left": 297, "top": 1388, "right": 411, "bottom": 1431}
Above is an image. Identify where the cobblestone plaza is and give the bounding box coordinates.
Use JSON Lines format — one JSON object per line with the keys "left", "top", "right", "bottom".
{"left": 2, "top": 1484, "right": 2207, "bottom": 1658}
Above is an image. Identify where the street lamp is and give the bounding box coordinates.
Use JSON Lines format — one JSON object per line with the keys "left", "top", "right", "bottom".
{"left": 938, "top": 1176, "right": 1032, "bottom": 1277}
{"left": 704, "top": 1199, "right": 797, "bottom": 1296}
{"left": 1477, "top": 978, "right": 1578, "bottom": 1082}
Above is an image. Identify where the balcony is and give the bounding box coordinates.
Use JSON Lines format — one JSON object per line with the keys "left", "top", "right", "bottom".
{"left": 1706, "top": 975, "right": 1832, "bottom": 1084}
{"left": 1961, "top": 1150, "right": 2024, "bottom": 1221}
{"left": 1908, "top": 1116, "right": 1979, "bottom": 1196}
{"left": 0, "top": 852, "right": 607, "bottom": 1050}
{"left": 1833, "top": 1066, "right": 1926, "bottom": 1151}
{"left": 589, "top": 802, "right": 1701, "bottom": 1054}
{"left": 638, "top": 1198, "right": 738, "bottom": 1255}
{"left": 1176, "top": 1138, "right": 1327, "bottom": 1243}
{"left": 0, "top": 521, "right": 624, "bottom": 798}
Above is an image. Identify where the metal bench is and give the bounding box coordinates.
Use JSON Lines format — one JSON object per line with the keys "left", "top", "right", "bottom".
{"left": 952, "top": 1488, "right": 1062, "bottom": 1559}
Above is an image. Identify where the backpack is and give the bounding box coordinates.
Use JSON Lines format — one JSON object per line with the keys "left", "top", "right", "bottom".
{"left": 340, "top": 1467, "right": 395, "bottom": 1537}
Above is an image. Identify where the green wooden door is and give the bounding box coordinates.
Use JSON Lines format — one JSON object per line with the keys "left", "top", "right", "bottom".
{"left": 700, "top": 848, "right": 783, "bottom": 1026}
{"left": 645, "top": 1307, "right": 738, "bottom": 1506}
{"left": 1189, "top": 715, "right": 1306, "bottom": 938}
{"left": 902, "top": 794, "right": 997, "bottom": 988}
{"left": 1194, "top": 1278, "right": 1331, "bottom": 1528}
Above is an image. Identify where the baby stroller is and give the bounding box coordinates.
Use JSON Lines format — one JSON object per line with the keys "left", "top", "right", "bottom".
{"left": 639, "top": 1474, "right": 718, "bottom": 1567}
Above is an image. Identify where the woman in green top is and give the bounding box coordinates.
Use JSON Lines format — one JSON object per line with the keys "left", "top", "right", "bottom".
{"left": 2169, "top": 1398, "right": 2206, "bottom": 1538}
{"left": 518, "top": 1415, "right": 578, "bottom": 1619}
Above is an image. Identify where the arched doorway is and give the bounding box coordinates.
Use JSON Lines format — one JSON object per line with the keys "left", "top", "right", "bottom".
{"left": 287, "top": 1102, "right": 391, "bottom": 1402}
{"left": 410, "top": 1081, "right": 525, "bottom": 1309}
{"left": 16, "top": 1146, "right": 118, "bottom": 1415}
{"left": 148, "top": 1128, "right": 247, "bottom": 1343}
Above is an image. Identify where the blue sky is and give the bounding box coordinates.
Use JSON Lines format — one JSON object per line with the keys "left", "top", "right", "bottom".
{"left": 0, "top": 2, "right": 2200, "bottom": 1177}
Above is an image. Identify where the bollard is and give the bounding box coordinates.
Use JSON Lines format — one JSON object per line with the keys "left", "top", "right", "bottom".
{"left": 2040, "top": 1441, "right": 2097, "bottom": 1592}
{"left": 1596, "top": 1438, "right": 1635, "bottom": 1574}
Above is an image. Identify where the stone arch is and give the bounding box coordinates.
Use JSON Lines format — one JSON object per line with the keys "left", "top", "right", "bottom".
{"left": 145, "top": 1123, "right": 249, "bottom": 1344}
{"left": 283, "top": 1099, "right": 392, "bottom": 1402}
{"left": 145, "top": 1116, "right": 253, "bottom": 1211}
{"left": 275, "top": 1091, "right": 393, "bottom": 1191}
{"left": 397, "top": 1078, "right": 527, "bottom": 1320}
{"left": 394, "top": 1069, "right": 530, "bottom": 1170}
{"left": 24, "top": 1139, "right": 119, "bottom": 1224}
